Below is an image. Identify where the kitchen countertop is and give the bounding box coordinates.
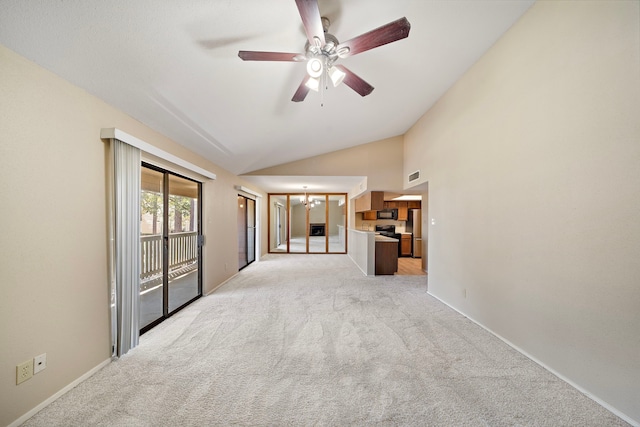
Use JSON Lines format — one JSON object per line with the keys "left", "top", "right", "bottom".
{"left": 375, "top": 235, "right": 399, "bottom": 242}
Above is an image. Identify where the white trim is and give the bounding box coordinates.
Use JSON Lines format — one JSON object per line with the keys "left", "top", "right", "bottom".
{"left": 426, "top": 291, "right": 639, "bottom": 427}
{"left": 348, "top": 253, "right": 369, "bottom": 276}
{"left": 8, "top": 358, "right": 112, "bottom": 427}
{"left": 234, "top": 185, "right": 262, "bottom": 199}
{"left": 142, "top": 153, "right": 208, "bottom": 184}
{"left": 205, "top": 272, "right": 240, "bottom": 295}
{"left": 100, "top": 128, "right": 216, "bottom": 180}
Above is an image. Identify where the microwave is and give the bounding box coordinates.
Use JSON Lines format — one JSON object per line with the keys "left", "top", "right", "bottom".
{"left": 377, "top": 209, "right": 398, "bottom": 220}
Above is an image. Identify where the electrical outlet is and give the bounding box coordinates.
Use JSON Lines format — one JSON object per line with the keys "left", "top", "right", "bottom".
{"left": 16, "top": 359, "right": 33, "bottom": 385}
{"left": 34, "top": 353, "right": 47, "bottom": 374}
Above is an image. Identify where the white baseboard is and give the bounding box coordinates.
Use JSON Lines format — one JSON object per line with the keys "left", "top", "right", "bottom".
{"left": 348, "top": 253, "right": 369, "bottom": 276}
{"left": 426, "top": 291, "right": 639, "bottom": 427}
{"left": 8, "top": 358, "right": 112, "bottom": 427}
{"left": 205, "top": 272, "right": 239, "bottom": 295}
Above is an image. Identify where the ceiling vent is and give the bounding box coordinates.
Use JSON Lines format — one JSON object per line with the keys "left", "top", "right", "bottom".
{"left": 408, "top": 170, "right": 420, "bottom": 183}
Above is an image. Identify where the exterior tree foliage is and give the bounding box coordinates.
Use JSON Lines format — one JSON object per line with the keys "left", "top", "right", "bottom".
{"left": 141, "top": 191, "right": 196, "bottom": 234}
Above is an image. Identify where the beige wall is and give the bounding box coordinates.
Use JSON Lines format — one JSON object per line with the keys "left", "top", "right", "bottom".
{"left": 249, "top": 136, "right": 405, "bottom": 232}
{"left": 0, "top": 44, "right": 266, "bottom": 426}
{"left": 248, "top": 135, "right": 405, "bottom": 192}
{"left": 326, "top": 200, "right": 344, "bottom": 236}
{"left": 291, "top": 203, "right": 306, "bottom": 237}
{"left": 404, "top": 1, "right": 640, "bottom": 422}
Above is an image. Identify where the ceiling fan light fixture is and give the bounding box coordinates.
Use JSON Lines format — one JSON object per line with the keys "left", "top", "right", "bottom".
{"left": 238, "top": 5, "right": 411, "bottom": 103}
{"left": 306, "top": 57, "right": 324, "bottom": 78}
{"left": 336, "top": 46, "right": 350, "bottom": 58}
{"left": 305, "top": 76, "right": 320, "bottom": 92}
{"left": 329, "top": 66, "right": 346, "bottom": 87}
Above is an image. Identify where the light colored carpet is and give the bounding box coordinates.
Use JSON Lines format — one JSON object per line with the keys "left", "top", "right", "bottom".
{"left": 274, "top": 235, "right": 345, "bottom": 253}
{"left": 23, "top": 254, "right": 628, "bottom": 426}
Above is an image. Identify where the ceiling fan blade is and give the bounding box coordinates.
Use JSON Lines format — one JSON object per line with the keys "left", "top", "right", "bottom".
{"left": 335, "top": 65, "right": 374, "bottom": 97}
{"left": 292, "top": 75, "right": 311, "bottom": 102}
{"left": 238, "top": 51, "right": 304, "bottom": 61}
{"left": 336, "top": 17, "right": 411, "bottom": 58}
{"left": 295, "top": 0, "right": 325, "bottom": 47}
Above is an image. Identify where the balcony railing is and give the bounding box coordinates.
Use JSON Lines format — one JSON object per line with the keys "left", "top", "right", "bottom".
{"left": 140, "top": 232, "right": 198, "bottom": 291}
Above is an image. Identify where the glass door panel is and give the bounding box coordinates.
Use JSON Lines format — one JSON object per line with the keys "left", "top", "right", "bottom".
{"left": 238, "top": 195, "right": 256, "bottom": 270}
{"left": 247, "top": 198, "right": 256, "bottom": 264}
{"left": 238, "top": 195, "right": 247, "bottom": 269}
{"left": 289, "top": 194, "right": 306, "bottom": 253}
{"left": 167, "top": 174, "right": 200, "bottom": 313}
{"left": 308, "top": 195, "right": 326, "bottom": 253}
{"left": 140, "top": 167, "right": 164, "bottom": 329}
{"left": 328, "top": 195, "right": 347, "bottom": 253}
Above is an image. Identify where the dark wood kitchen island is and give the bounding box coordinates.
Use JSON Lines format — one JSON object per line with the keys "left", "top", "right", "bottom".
{"left": 375, "top": 235, "right": 399, "bottom": 275}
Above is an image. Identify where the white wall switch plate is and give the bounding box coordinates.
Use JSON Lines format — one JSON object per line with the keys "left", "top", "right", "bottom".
{"left": 34, "top": 353, "right": 47, "bottom": 374}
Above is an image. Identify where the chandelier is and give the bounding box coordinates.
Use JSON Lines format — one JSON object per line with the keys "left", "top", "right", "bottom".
{"left": 300, "top": 186, "right": 321, "bottom": 209}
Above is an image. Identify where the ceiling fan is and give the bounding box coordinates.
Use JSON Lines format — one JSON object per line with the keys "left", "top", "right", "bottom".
{"left": 238, "top": 0, "right": 411, "bottom": 102}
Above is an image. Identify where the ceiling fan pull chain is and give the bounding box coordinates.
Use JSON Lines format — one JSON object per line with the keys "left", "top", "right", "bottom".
{"left": 321, "top": 68, "right": 325, "bottom": 107}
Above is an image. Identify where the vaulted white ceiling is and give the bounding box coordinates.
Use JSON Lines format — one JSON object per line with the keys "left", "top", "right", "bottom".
{"left": 0, "top": 0, "right": 534, "bottom": 180}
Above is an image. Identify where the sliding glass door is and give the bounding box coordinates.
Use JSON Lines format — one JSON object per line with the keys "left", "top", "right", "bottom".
{"left": 238, "top": 194, "right": 256, "bottom": 270}
{"left": 140, "top": 164, "right": 202, "bottom": 332}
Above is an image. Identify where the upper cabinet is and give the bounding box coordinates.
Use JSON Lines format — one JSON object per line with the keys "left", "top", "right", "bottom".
{"left": 397, "top": 207, "right": 408, "bottom": 221}
{"left": 384, "top": 201, "right": 398, "bottom": 209}
{"left": 356, "top": 193, "right": 421, "bottom": 219}
{"left": 363, "top": 210, "right": 377, "bottom": 221}
{"left": 384, "top": 200, "right": 421, "bottom": 210}
{"left": 355, "top": 191, "right": 384, "bottom": 213}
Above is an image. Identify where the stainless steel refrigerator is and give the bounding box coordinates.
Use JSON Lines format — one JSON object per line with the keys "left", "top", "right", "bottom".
{"left": 406, "top": 209, "right": 422, "bottom": 258}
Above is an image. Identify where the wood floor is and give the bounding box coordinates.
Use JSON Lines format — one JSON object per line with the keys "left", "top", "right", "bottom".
{"left": 396, "top": 257, "right": 426, "bottom": 275}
